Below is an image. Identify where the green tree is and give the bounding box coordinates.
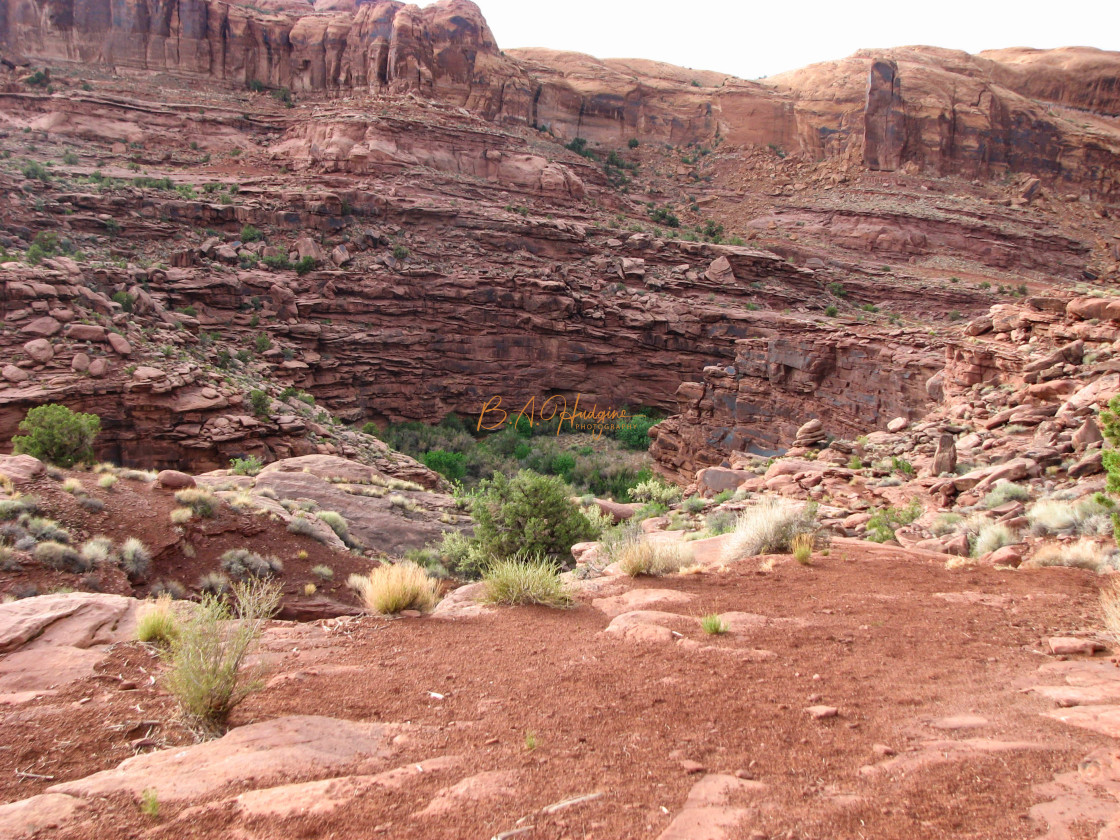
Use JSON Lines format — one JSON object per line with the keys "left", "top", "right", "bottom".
{"left": 471, "top": 470, "right": 594, "bottom": 564}
{"left": 248, "top": 390, "right": 271, "bottom": 418}
{"left": 11, "top": 404, "right": 100, "bottom": 467}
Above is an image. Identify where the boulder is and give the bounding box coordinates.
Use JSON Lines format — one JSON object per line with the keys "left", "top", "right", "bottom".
{"left": 931, "top": 432, "right": 957, "bottom": 476}
{"left": 19, "top": 316, "right": 62, "bottom": 338}
{"left": 0, "top": 454, "right": 45, "bottom": 485}
{"left": 156, "top": 470, "right": 196, "bottom": 490}
{"left": 697, "top": 467, "right": 753, "bottom": 496}
{"left": 22, "top": 339, "right": 54, "bottom": 364}
{"left": 71, "top": 353, "right": 90, "bottom": 373}
{"left": 2, "top": 364, "right": 29, "bottom": 383}
{"left": 107, "top": 333, "right": 132, "bottom": 356}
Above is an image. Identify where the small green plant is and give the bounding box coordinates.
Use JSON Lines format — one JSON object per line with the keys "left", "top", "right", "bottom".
{"left": 240, "top": 225, "right": 263, "bottom": 243}
{"left": 865, "top": 500, "right": 922, "bottom": 543}
{"left": 524, "top": 731, "right": 538, "bottom": 751}
{"left": 392, "top": 244, "right": 410, "bottom": 261}
{"left": 792, "top": 532, "right": 814, "bottom": 565}
{"left": 295, "top": 256, "right": 317, "bottom": 275}
{"left": 230, "top": 455, "right": 263, "bottom": 476}
{"left": 98, "top": 473, "right": 118, "bottom": 490}
{"left": 700, "top": 613, "right": 728, "bottom": 635}
{"left": 170, "top": 507, "right": 193, "bottom": 525}
{"left": 139, "top": 788, "right": 160, "bottom": 818}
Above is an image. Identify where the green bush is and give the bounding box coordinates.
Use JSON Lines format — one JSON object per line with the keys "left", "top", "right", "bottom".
{"left": 295, "top": 256, "right": 317, "bottom": 275}
{"left": 422, "top": 449, "right": 466, "bottom": 481}
{"left": 12, "top": 404, "right": 100, "bottom": 467}
{"left": 615, "top": 414, "right": 658, "bottom": 450}
{"left": 481, "top": 553, "right": 572, "bottom": 607}
{"left": 248, "top": 390, "right": 271, "bottom": 417}
{"left": 471, "top": 470, "right": 594, "bottom": 564}
{"left": 240, "top": 225, "right": 263, "bottom": 243}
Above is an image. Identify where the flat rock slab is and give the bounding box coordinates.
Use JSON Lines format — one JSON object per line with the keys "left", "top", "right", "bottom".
{"left": 0, "top": 646, "right": 105, "bottom": 694}
{"left": 230, "top": 755, "right": 462, "bottom": 819}
{"left": 1029, "top": 660, "right": 1120, "bottom": 707}
{"left": 416, "top": 769, "right": 520, "bottom": 817}
{"left": 657, "top": 774, "right": 768, "bottom": 840}
{"left": 860, "top": 738, "right": 1055, "bottom": 777}
{"left": 1048, "top": 637, "right": 1107, "bottom": 656}
{"left": 602, "top": 610, "right": 694, "bottom": 645}
{"left": 49, "top": 715, "right": 390, "bottom": 802}
{"left": 592, "top": 589, "right": 695, "bottom": 619}
{"left": 0, "top": 593, "right": 140, "bottom": 654}
{"left": 431, "top": 582, "right": 491, "bottom": 619}
{"left": 0, "top": 793, "right": 85, "bottom": 839}
{"left": 1045, "top": 705, "right": 1120, "bottom": 739}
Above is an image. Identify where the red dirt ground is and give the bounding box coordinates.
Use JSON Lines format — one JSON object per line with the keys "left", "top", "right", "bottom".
{"left": 1, "top": 543, "right": 1113, "bottom": 839}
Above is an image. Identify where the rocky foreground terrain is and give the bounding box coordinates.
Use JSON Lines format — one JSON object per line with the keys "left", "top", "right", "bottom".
{"left": 0, "top": 0, "right": 1119, "bottom": 837}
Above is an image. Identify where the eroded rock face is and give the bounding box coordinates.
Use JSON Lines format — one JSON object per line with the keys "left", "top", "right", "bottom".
{"left": 3, "top": 2, "right": 1117, "bottom": 194}
{"left": 650, "top": 322, "right": 942, "bottom": 481}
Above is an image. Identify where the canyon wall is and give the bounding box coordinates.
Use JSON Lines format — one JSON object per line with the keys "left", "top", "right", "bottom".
{"left": 3, "top": 1, "right": 1118, "bottom": 193}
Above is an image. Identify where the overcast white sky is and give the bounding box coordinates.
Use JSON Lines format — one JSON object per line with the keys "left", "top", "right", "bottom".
{"left": 456, "top": 0, "right": 1118, "bottom": 79}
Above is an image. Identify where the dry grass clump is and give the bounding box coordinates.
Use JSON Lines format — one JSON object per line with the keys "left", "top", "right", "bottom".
{"left": 1024, "top": 540, "right": 1116, "bottom": 573}
{"left": 791, "top": 533, "right": 814, "bottom": 565}
{"left": 120, "top": 537, "right": 152, "bottom": 579}
{"left": 198, "top": 571, "right": 232, "bottom": 596}
{"left": 136, "top": 595, "right": 180, "bottom": 645}
{"left": 722, "top": 499, "right": 817, "bottom": 561}
{"left": 61, "top": 477, "right": 84, "bottom": 495}
{"left": 700, "top": 613, "right": 728, "bottom": 635}
{"left": 169, "top": 507, "right": 194, "bottom": 525}
{"left": 79, "top": 536, "right": 114, "bottom": 566}
{"left": 220, "top": 548, "right": 283, "bottom": 580}
{"left": 1028, "top": 496, "right": 1114, "bottom": 537}
{"left": 348, "top": 561, "right": 439, "bottom": 614}
{"left": 311, "top": 564, "right": 334, "bottom": 580}
{"left": 971, "top": 522, "right": 1018, "bottom": 558}
{"left": 34, "top": 540, "right": 89, "bottom": 572}
{"left": 97, "top": 473, "right": 118, "bottom": 490}
{"left": 174, "top": 488, "right": 217, "bottom": 518}
{"left": 616, "top": 538, "right": 691, "bottom": 577}
{"left": 979, "top": 481, "right": 1030, "bottom": 509}
{"left": 481, "top": 554, "right": 573, "bottom": 607}
{"left": 316, "top": 510, "right": 355, "bottom": 546}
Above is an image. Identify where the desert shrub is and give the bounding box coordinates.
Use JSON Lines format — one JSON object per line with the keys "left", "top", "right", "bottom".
{"left": 1028, "top": 497, "right": 1114, "bottom": 537}
{"left": 248, "top": 390, "right": 271, "bottom": 417}
{"left": 311, "top": 564, "right": 334, "bottom": 580}
{"left": 348, "top": 562, "right": 439, "bottom": 614}
{"left": 931, "top": 512, "right": 963, "bottom": 537}
{"left": 198, "top": 571, "right": 232, "bottom": 596}
{"left": 79, "top": 496, "right": 105, "bottom": 513}
{"left": 421, "top": 449, "right": 466, "bottom": 481}
{"left": 34, "top": 540, "right": 89, "bottom": 572}
{"left": 174, "top": 488, "right": 217, "bottom": 518}
{"left": 61, "top": 477, "right": 83, "bottom": 494}
{"left": 470, "top": 470, "right": 594, "bottom": 564}
{"left": 481, "top": 553, "right": 572, "bottom": 607}
{"left": 971, "top": 522, "right": 1018, "bottom": 558}
{"left": 0, "top": 546, "right": 20, "bottom": 572}
{"left": 316, "top": 511, "right": 355, "bottom": 546}
{"left": 701, "top": 510, "right": 737, "bottom": 537}
{"left": 170, "top": 507, "right": 194, "bottom": 525}
{"left": 579, "top": 503, "right": 616, "bottom": 538}
{"left": 240, "top": 224, "right": 263, "bottom": 243}
{"left": 615, "top": 414, "right": 659, "bottom": 450}
{"left": 229, "top": 455, "right": 263, "bottom": 476}
{"left": 287, "top": 515, "right": 323, "bottom": 540}
{"left": 617, "top": 538, "right": 691, "bottom": 577}
{"left": 12, "top": 404, "right": 100, "bottom": 467}
{"left": 295, "top": 256, "right": 317, "bottom": 275}
{"left": 119, "top": 537, "right": 152, "bottom": 579}
{"left": 388, "top": 494, "right": 418, "bottom": 512}
{"left": 118, "top": 468, "right": 157, "bottom": 482}
{"left": 220, "top": 548, "right": 282, "bottom": 580}
{"left": 681, "top": 495, "right": 706, "bottom": 514}
{"left": 0, "top": 497, "right": 37, "bottom": 521}
{"left": 136, "top": 595, "right": 180, "bottom": 645}
{"left": 1026, "top": 540, "right": 1116, "bottom": 572}
{"left": 79, "top": 536, "right": 114, "bottom": 565}
{"left": 98, "top": 473, "right": 118, "bottom": 490}
{"left": 865, "top": 499, "right": 922, "bottom": 543}
{"left": 700, "top": 614, "right": 728, "bottom": 635}
{"left": 23, "top": 516, "right": 69, "bottom": 543}
{"left": 150, "top": 579, "right": 188, "bottom": 600}
{"left": 162, "top": 578, "right": 281, "bottom": 736}
{"left": 629, "top": 478, "right": 681, "bottom": 506}
{"left": 433, "top": 529, "right": 488, "bottom": 580}
{"left": 980, "top": 482, "right": 1030, "bottom": 509}
{"left": 722, "top": 499, "right": 817, "bottom": 560}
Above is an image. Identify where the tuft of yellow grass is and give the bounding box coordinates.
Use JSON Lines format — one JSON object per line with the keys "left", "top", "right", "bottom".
{"left": 616, "top": 539, "right": 690, "bottom": 577}
{"left": 136, "top": 595, "right": 180, "bottom": 645}
{"left": 348, "top": 562, "right": 439, "bottom": 615}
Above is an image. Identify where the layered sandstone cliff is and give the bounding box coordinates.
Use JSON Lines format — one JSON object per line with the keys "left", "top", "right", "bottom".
{"left": 4, "top": 1, "right": 1118, "bottom": 194}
